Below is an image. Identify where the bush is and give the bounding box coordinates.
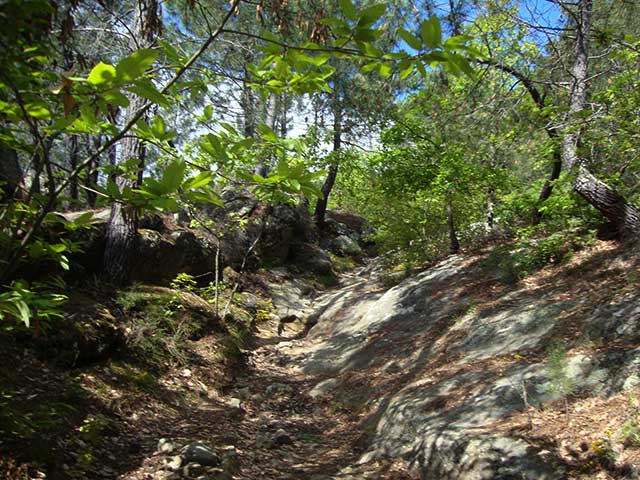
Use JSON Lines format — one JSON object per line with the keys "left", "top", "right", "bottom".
{"left": 484, "top": 228, "right": 596, "bottom": 283}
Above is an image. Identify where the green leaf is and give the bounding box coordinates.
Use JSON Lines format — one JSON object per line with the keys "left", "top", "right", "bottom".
{"left": 378, "top": 62, "right": 392, "bottom": 78}
{"left": 103, "top": 88, "right": 130, "bottom": 107}
{"left": 358, "top": 3, "right": 386, "bottom": 28}
{"left": 127, "top": 79, "right": 168, "bottom": 107}
{"left": 161, "top": 160, "right": 187, "bottom": 193}
{"left": 421, "top": 16, "right": 442, "bottom": 48}
{"left": 182, "top": 171, "right": 213, "bottom": 190}
{"left": 15, "top": 300, "right": 31, "bottom": 328}
{"left": 116, "top": 48, "right": 158, "bottom": 82}
{"left": 398, "top": 28, "right": 422, "bottom": 50}
{"left": 87, "top": 62, "right": 116, "bottom": 86}
{"left": 158, "top": 40, "right": 181, "bottom": 64}
{"left": 25, "top": 103, "right": 52, "bottom": 120}
{"left": 257, "top": 124, "right": 279, "bottom": 142}
{"left": 360, "top": 62, "right": 380, "bottom": 74}
{"left": 399, "top": 62, "right": 414, "bottom": 79}
{"left": 339, "top": 0, "right": 357, "bottom": 20}
{"left": 354, "top": 28, "right": 379, "bottom": 42}
{"left": 151, "top": 115, "right": 166, "bottom": 137}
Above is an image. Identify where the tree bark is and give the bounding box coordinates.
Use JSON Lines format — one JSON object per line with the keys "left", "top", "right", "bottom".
{"left": 0, "top": 147, "right": 23, "bottom": 202}
{"left": 561, "top": 0, "right": 640, "bottom": 237}
{"left": 447, "top": 194, "right": 460, "bottom": 254}
{"left": 68, "top": 135, "right": 79, "bottom": 205}
{"left": 254, "top": 92, "right": 278, "bottom": 177}
{"left": 314, "top": 100, "right": 342, "bottom": 228}
{"left": 102, "top": 0, "right": 160, "bottom": 285}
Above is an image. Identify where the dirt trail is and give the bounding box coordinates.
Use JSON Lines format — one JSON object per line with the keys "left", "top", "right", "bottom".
{"left": 121, "top": 263, "right": 414, "bottom": 480}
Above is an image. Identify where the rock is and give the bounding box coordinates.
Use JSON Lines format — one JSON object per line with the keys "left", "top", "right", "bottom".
{"left": 265, "top": 383, "right": 293, "bottom": 397}
{"left": 255, "top": 433, "right": 273, "bottom": 449}
{"left": 182, "top": 441, "right": 220, "bottom": 466}
{"left": 182, "top": 463, "right": 206, "bottom": 477}
{"left": 165, "top": 455, "right": 183, "bottom": 471}
{"left": 331, "top": 235, "right": 362, "bottom": 256}
{"left": 235, "top": 387, "right": 251, "bottom": 400}
{"left": 229, "top": 397, "right": 242, "bottom": 409}
{"left": 291, "top": 242, "right": 333, "bottom": 275}
{"left": 236, "top": 292, "right": 260, "bottom": 312}
{"left": 157, "top": 438, "right": 177, "bottom": 454}
{"left": 220, "top": 446, "right": 240, "bottom": 474}
{"left": 272, "top": 428, "right": 294, "bottom": 446}
{"left": 309, "top": 378, "right": 339, "bottom": 398}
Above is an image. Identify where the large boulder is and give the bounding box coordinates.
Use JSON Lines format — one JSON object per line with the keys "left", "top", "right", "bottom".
{"left": 290, "top": 242, "right": 333, "bottom": 275}
{"left": 132, "top": 229, "right": 215, "bottom": 283}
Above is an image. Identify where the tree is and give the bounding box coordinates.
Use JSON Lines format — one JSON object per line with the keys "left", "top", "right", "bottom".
{"left": 559, "top": 0, "right": 640, "bottom": 236}
{"left": 102, "top": 0, "right": 162, "bottom": 285}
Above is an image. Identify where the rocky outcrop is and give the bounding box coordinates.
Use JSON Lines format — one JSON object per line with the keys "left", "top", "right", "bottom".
{"left": 290, "top": 246, "right": 640, "bottom": 479}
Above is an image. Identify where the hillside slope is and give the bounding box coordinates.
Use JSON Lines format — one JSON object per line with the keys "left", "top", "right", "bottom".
{"left": 286, "top": 240, "right": 640, "bottom": 479}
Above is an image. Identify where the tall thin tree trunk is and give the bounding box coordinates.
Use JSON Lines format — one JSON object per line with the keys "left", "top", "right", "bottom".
{"left": 314, "top": 100, "right": 342, "bottom": 228}
{"left": 241, "top": 62, "right": 255, "bottom": 138}
{"left": 254, "top": 93, "right": 278, "bottom": 177}
{"left": 102, "top": 0, "right": 160, "bottom": 285}
{"left": 68, "top": 135, "right": 79, "bottom": 206}
{"left": 447, "top": 194, "right": 460, "bottom": 254}
{"left": 85, "top": 135, "right": 101, "bottom": 208}
{"left": 280, "top": 92, "right": 287, "bottom": 137}
{"left": 561, "top": 0, "right": 640, "bottom": 236}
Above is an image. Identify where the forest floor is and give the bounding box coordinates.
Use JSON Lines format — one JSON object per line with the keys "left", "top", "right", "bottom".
{"left": 2, "top": 239, "right": 640, "bottom": 479}
{"left": 0, "top": 264, "right": 415, "bottom": 480}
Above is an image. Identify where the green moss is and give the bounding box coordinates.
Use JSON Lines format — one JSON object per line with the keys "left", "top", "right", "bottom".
{"left": 108, "top": 363, "right": 159, "bottom": 393}
{"left": 329, "top": 253, "right": 356, "bottom": 273}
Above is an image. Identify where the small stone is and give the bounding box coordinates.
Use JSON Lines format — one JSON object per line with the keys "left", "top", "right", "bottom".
{"left": 229, "top": 397, "right": 242, "bottom": 409}
{"left": 272, "top": 428, "right": 293, "bottom": 446}
{"left": 235, "top": 387, "right": 250, "bottom": 400}
{"left": 181, "top": 368, "right": 192, "bottom": 378}
{"left": 157, "top": 438, "right": 177, "bottom": 454}
{"left": 182, "top": 441, "right": 220, "bottom": 466}
{"left": 255, "top": 432, "right": 273, "bottom": 449}
{"left": 220, "top": 446, "right": 240, "bottom": 474}
{"left": 166, "top": 455, "right": 183, "bottom": 471}
{"left": 183, "top": 462, "right": 206, "bottom": 477}
{"left": 265, "top": 383, "right": 292, "bottom": 396}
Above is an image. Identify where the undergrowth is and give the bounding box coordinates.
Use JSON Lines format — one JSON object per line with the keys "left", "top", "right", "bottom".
{"left": 484, "top": 228, "right": 597, "bottom": 284}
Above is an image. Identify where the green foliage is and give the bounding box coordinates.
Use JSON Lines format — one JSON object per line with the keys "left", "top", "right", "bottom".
{"left": 0, "top": 280, "right": 67, "bottom": 330}
{"left": 484, "top": 228, "right": 596, "bottom": 284}
{"left": 170, "top": 273, "right": 197, "bottom": 292}
{"left": 330, "top": 253, "right": 356, "bottom": 273}
{"left": 78, "top": 414, "right": 113, "bottom": 447}
{"left": 255, "top": 299, "right": 273, "bottom": 323}
{"left": 116, "top": 287, "right": 201, "bottom": 366}
{"left": 542, "top": 342, "right": 576, "bottom": 404}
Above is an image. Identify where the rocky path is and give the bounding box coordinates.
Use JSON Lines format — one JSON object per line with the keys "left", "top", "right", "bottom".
{"left": 122, "top": 262, "right": 415, "bottom": 480}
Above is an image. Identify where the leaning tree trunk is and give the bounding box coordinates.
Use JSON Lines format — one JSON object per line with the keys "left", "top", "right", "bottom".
{"left": 314, "top": 100, "right": 342, "bottom": 228}
{"left": 561, "top": 0, "right": 640, "bottom": 237}
{"left": 102, "top": 0, "right": 160, "bottom": 285}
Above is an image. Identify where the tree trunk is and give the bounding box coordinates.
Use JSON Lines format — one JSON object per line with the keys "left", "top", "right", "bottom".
{"left": 574, "top": 166, "right": 640, "bottom": 236}
{"left": 85, "top": 135, "right": 101, "bottom": 208}
{"left": 314, "top": 101, "right": 342, "bottom": 228}
{"left": 531, "top": 145, "right": 561, "bottom": 225}
{"left": 68, "top": 135, "right": 79, "bottom": 206}
{"left": 561, "top": 0, "right": 640, "bottom": 237}
{"left": 486, "top": 187, "right": 495, "bottom": 230}
{"left": 241, "top": 62, "right": 255, "bottom": 138}
{"left": 254, "top": 92, "right": 278, "bottom": 177}
{"left": 0, "top": 146, "right": 23, "bottom": 202}
{"left": 447, "top": 194, "right": 460, "bottom": 254}
{"left": 102, "top": 0, "right": 160, "bottom": 285}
